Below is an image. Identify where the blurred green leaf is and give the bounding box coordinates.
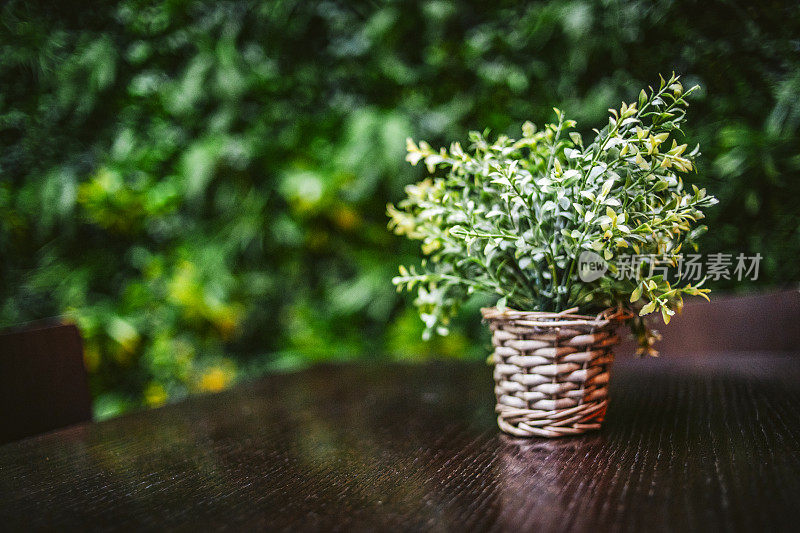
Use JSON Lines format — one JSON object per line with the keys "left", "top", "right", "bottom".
{"left": 1, "top": 0, "right": 797, "bottom": 416}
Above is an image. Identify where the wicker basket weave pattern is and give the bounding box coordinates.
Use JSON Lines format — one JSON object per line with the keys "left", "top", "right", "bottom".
{"left": 481, "top": 306, "right": 629, "bottom": 438}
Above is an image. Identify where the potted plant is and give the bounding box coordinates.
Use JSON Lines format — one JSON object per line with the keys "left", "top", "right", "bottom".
{"left": 389, "top": 74, "right": 717, "bottom": 437}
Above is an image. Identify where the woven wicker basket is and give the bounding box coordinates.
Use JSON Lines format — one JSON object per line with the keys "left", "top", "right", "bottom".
{"left": 481, "top": 306, "right": 631, "bottom": 438}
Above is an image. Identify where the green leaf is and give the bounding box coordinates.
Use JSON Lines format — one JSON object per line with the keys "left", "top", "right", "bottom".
{"left": 600, "top": 177, "right": 616, "bottom": 198}
{"left": 630, "top": 284, "right": 643, "bottom": 303}
{"left": 640, "top": 300, "right": 657, "bottom": 316}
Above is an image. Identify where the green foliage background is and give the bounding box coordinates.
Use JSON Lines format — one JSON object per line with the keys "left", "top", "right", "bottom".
{"left": 2, "top": 0, "right": 798, "bottom": 417}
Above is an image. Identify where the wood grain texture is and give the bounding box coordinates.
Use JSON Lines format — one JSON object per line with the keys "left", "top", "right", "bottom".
{"left": 1, "top": 355, "right": 800, "bottom": 532}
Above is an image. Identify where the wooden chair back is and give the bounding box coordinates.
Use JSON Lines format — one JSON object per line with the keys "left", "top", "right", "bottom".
{"left": 618, "top": 290, "right": 800, "bottom": 356}
{"left": 0, "top": 322, "right": 92, "bottom": 444}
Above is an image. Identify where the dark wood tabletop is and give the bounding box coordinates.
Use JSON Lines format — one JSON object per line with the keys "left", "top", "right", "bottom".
{"left": 2, "top": 352, "right": 800, "bottom": 532}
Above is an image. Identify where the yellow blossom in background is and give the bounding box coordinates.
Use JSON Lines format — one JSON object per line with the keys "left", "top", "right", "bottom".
{"left": 82, "top": 342, "right": 102, "bottom": 373}
{"left": 197, "top": 365, "right": 236, "bottom": 393}
{"left": 332, "top": 204, "right": 361, "bottom": 231}
{"left": 144, "top": 382, "right": 168, "bottom": 408}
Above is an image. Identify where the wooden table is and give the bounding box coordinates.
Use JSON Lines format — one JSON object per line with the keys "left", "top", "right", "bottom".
{"left": 2, "top": 354, "right": 799, "bottom": 531}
